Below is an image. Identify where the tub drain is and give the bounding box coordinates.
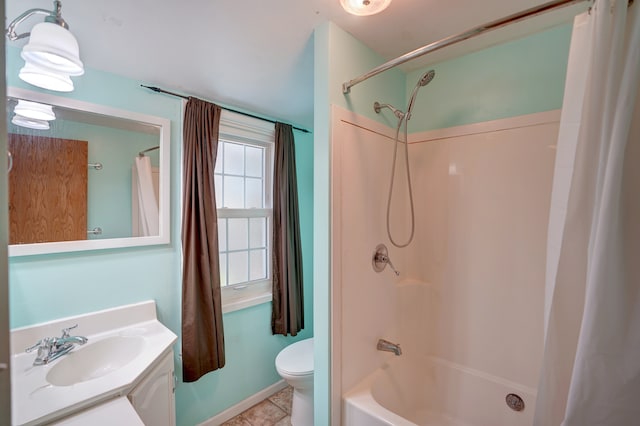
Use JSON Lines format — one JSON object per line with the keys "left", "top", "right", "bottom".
{"left": 506, "top": 393, "right": 525, "bottom": 412}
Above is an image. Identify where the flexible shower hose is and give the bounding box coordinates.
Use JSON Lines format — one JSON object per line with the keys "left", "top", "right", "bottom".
{"left": 386, "top": 113, "right": 415, "bottom": 248}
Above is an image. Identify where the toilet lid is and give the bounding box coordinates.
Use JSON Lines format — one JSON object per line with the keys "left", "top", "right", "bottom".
{"left": 276, "top": 338, "right": 314, "bottom": 376}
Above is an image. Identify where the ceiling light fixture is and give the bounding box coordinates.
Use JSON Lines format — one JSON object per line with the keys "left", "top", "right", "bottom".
{"left": 14, "top": 100, "right": 56, "bottom": 121}
{"left": 6, "top": 0, "right": 84, "bottom": 92}
{"left": 340, "top": 0, "right": 392, "bottom": 16}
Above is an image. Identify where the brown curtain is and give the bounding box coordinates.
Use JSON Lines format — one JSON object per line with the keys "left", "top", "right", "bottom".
{"left": 181, "top": 97, "right": 225, "bottom": 382}
{"left": 271, "top": 122, "right": 304, "bottom": 336}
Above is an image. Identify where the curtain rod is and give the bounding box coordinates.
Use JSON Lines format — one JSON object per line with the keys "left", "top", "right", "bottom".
{"left": 342, "top": 0, "right": 591, "bottom": 94}
{"left": 138, "top": 145, "right": 159, "bottom": 157}
{"left": 140, "top": 85, "right": 310, "bottom": 134}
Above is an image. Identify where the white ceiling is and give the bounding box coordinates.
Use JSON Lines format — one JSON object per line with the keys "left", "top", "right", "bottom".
{"left": 5, "top": 0, "right": 588, "bottom": 129}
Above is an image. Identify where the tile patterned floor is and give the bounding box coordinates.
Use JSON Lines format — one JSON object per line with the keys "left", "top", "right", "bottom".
{"left": 221, "top": 386, "right": 293, "bottom": 426}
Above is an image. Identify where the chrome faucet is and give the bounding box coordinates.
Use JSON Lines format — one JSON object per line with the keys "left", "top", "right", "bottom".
{"left": 25, "top": 324, "right": 88, "bottom": 366}
{"left": 377, "top": 338, "right": 402, "bottom": 356}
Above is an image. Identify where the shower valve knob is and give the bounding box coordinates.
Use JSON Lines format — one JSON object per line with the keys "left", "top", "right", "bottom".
{"left": 372, "top": 244, "right": 400, "bottom": 276}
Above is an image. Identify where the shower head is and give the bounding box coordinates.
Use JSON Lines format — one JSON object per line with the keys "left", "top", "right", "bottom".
{"left": 406, "top": 69, "right": 436, "bottom": 120}
{"left": 418, "top": 69, "right": 436, "bottom": 87}
{"left": 374, "top": 101, "right": 405, "bottom": 120}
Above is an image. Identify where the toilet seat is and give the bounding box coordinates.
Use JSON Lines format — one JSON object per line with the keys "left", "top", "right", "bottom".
{"left": 275, "top": 338, "right": 313, "bottom": 377}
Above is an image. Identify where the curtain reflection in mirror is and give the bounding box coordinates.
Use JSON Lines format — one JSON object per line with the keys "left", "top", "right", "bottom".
{"left": 133, "top": 156, "right": 159, "bottom": 236}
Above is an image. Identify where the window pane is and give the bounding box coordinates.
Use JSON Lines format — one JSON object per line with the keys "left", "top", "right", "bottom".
{"left": 214, "top": 144, "right": 223, "bottom": 174}
{"left": 250, "top": 249, "right": 267, "bottom": 281}
{"left": 219, "top": 253, "right": 228, "bottom": 287}
{"left": 223, "top": 176, "right": 244, "bottom": 208}
{"left": 249, "top": 217, "right": 266, "bottom": 248}
{"left": 218, "top": 218, "right": 227, "bottom": 251}
{"left": 245, "top": 178, "right": 263, "bottom": 208}
{"left": 228, "top": 251, "right": 248, "bottom": 285}
{"left": 224, "top": 142, "right": 244, "bottom": 175}
{"left": 214, "top": 175, "right": 223, "bottom": 207}
{"left": 228, "top": 218, "right": 248, "bottom": 251}
{"left": 245, "top": 146, "right": 263, "bottom": 178}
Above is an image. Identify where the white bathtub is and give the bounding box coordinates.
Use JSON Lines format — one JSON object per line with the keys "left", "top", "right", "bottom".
{"left": 343, "top": 354, "right": 537, "bottom": 426}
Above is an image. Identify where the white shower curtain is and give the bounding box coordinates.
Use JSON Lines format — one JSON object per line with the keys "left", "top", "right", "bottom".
{"left": 134, "top": 156, "right": 159, "bottom": 236}
{"left": 534, "top": 1, "right": 640, "bottom": 425}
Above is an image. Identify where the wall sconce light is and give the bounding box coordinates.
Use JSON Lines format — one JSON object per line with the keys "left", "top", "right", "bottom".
{"left": 11, "top": 115, "right": 51, "bottom": 130}
{"left": 11, "top": 99, "right": 56, "bottom": 130}
{"left": 14, "top": 100, "right": 56, "bottom": 121}
{"left": 6, "top": 0, "right": 84, "bottom": 92}
{"left": 340, "top": 0, "right": 392, "bottom": 16}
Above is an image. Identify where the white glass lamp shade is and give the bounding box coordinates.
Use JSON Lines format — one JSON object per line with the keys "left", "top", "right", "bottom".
{"left": 21, "top": 22, "right": 84, "bottom": 76}
{"left": 19, "top": 61, "right": 74, "bottom": 92}
{"left": 14, "top": 100, "right": 56, "bottom": 121}
{"left": 11, "top": 114, "right": 50, "bottom": 130}
{"left": 340, "top": 0, "right": 392, "bottom": 16}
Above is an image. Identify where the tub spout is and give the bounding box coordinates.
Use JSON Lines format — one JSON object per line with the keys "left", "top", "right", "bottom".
{"left": 377, "top": 339, "right": 402, "bottom": 356}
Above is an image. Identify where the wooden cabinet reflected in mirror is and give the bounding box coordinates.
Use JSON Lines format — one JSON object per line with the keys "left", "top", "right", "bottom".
{"left": 8, "top": 135, "right": 88, "bottom": 244}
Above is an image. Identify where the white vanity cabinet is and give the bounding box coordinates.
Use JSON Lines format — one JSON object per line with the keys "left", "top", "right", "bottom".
{"left": 129, "top": 350, "right": 176, "bottom": 426}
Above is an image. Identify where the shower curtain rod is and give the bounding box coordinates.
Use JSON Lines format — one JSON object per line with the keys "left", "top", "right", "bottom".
{"left": 141, "top": 85, "right": 310, "bottom": 133}
{"left": 342, "top": 0, "right": 591, "bottom": 94}
{"left": 138, "top": 146, "right": 159, "bottom": 157}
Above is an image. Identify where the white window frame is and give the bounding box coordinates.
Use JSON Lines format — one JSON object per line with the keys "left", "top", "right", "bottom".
{"left": 217, "top": 110, "right": 275, "bottom": 313}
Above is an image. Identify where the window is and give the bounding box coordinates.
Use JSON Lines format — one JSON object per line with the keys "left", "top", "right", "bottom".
{"left": 215, "top": 111, "right": 274, "bottom": 312}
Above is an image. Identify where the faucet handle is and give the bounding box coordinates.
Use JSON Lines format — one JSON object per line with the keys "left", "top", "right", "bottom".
{"left": 25, "top": 339, "right": 44, "bottom": 353}
{"left": 25, "top": 337, "right": 53, "bottom": 353}
{"left": 61, "top": 324, "right": 78, "bottom": 338}
{"left": 382, "top": 255, "right": 400, "bottom": 276}
{"left": 372, "top": 244, "right": 401, "bottom": 276}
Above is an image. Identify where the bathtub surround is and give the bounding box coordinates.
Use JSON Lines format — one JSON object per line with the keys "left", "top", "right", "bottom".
{"left": 333, "top": 106, "right": 557, "bottom": 424}
{"left": 535, "top": 4, "right": 640, "bottom": 425}
{"left": 272, "top": 123, "right": 304, "bottom": 337}
{"left": 181, "top": 98, "right": 225, "bottom": 382}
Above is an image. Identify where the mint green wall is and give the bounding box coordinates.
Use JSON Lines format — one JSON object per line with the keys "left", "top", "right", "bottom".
{"left": 313, "top": 23, "right": 331, "bottom": 426}
{"left": 313, "top": 21, "right": 406, "bottom": 425}
{"left": 406, "top": 24, "right": 573, "bottom": 132}
{"left": 7, "top": 45, "right": 314, "bottom": 426}
{"left": 328, "top": 25, "right": 405, "bottom": 128}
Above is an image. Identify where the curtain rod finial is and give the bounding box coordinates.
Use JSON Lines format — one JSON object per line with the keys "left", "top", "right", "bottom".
{"left": 140, "top": 84, "right": 162, "bottom": 93}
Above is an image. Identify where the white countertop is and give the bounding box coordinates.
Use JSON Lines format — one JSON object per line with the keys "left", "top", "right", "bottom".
{"left": 10, "top": 301, "right": 177, "bottom": 426}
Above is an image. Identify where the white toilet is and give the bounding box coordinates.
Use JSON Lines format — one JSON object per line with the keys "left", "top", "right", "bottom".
{"left": 275, "top": 338, "right": 314, "bottom": 426}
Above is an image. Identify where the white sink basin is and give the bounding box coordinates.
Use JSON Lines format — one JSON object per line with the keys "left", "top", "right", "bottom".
{"left": 46, "top": 336, "right": 146, "bottom": 386}
{"left": 11, "top": 301, "right": 177, "bottom": 426}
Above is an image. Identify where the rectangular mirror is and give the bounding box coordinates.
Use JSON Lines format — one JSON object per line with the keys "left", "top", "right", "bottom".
{"left": 7, "top": 87, "right": 171, "bottom": 256}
